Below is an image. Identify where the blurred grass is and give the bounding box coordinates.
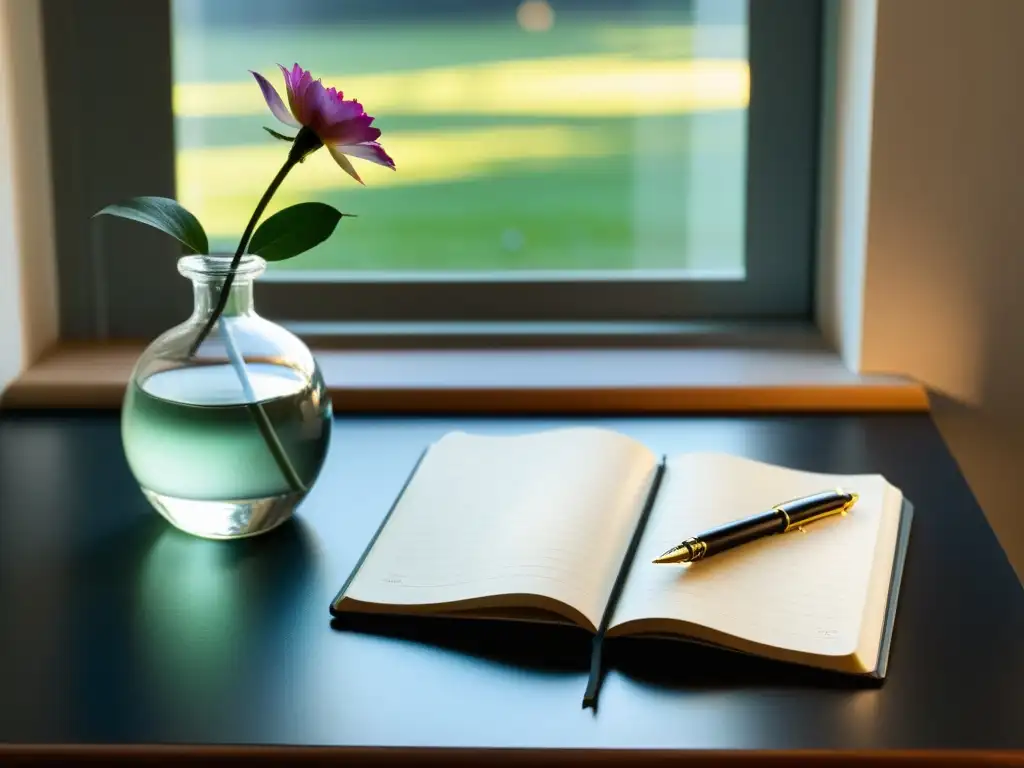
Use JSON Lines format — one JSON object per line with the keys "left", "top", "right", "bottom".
{"left": 173, "top": 19, "right": 747, "bottom": 273}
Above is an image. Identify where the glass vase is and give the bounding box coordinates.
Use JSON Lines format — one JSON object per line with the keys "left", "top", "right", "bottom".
{"left": 122, "top": 254, "right": 332, "bottom": 539}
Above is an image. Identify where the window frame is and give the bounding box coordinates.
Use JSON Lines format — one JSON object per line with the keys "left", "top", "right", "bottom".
{"left": 42, "top": 0, "right": 822, "bottom": 340}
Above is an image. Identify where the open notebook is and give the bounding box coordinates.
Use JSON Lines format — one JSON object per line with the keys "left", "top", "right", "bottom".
{"left": 331, "top": 428, "right": 912, "bottom": 705}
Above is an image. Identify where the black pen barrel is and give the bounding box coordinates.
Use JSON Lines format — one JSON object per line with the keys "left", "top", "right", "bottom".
{"left": 694, "top": 511, "right": 787, "bottom": 558}
{"left": 656, "top": 490, "right": 855, "bottom": 564}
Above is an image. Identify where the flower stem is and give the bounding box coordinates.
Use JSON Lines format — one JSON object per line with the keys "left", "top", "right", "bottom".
{"left": 183, "top": 127, "right": 326, "bottom": 499}
{"left": 187, "top": 155, "right": 298, "bottom": 357}
{"left": 220, "top": 316, "right": 307, "bottom": 494}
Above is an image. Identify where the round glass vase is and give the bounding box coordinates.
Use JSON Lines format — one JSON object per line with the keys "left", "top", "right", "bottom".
{"left": 122, "top": 254, "right": 332, "bottom": 539}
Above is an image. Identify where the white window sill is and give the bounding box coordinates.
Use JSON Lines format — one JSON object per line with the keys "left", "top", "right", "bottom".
{"left": 1, "top": 342, "right": 928, "bottom": 413}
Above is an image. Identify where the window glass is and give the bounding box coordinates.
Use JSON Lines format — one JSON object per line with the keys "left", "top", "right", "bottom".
{"left": 173, "top": 0, "right": 748, "bottom": 276}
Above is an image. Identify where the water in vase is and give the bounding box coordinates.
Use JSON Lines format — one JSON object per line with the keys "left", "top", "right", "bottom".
{"left": 122, "top": 362, "right": 331, "bottom": 539}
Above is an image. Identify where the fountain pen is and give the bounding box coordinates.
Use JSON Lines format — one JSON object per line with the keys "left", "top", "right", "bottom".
{"left": 652, "top": 489, "right": 859, "bottom": 564}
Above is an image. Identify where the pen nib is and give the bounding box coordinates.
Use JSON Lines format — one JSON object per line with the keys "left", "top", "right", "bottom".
{"left": 653, "top": 546, "right": 691, "bottom": 565}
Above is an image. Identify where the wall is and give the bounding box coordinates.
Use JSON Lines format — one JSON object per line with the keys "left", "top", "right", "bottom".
{"left": 0, "top": 0, "right": 58, "bottom": 393}
{"left": 817, "top": 0, "right": 877, "bottom": 373}
{"left": 860, "top": 0, "right": 1024, "bottom": 578}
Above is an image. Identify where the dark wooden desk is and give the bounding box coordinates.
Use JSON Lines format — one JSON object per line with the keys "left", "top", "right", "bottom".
{"left": 0, "top": 413, "right": 1022, "bottom": 764}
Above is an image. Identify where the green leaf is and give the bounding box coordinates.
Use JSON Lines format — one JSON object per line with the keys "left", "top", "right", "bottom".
{"left": 263, "top": 126, "right": 295, "bottom": 142}
{"left": 248, "top": 202, "right": 348, "bottom": 262}
{"left": 94, "top": 196, "right": 209, "bottom": 254}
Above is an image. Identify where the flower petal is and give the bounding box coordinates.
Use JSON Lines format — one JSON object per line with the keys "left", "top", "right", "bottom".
{"left": 336, "top": 140, "right": 395, "bottom": 170}
{"left": 303, "top": 89, "right": 365, "bottom": 141}
{"left": 279, "top": 63, "right": 305, "bottom": 96}
{"left": 296, "top": 78, "right": 327, "bottom": 127}
{"left": 251, "top": 71, "right": 300, "bottom": 128}
{"left": 278, "top": 64, "right": 295, "bottom": 95}
{"left": 270, "top": 64, "right": 393, "bottom": 165}
{"left": 320, "top": 96, "right": 365, "bottom": 126}
{"left": 317, "top": 114, "right": 380, "bottom": 145}
{"left": 327, "top": 143, "right": 364, "bottom": 185}
{"left": 280, "top": 63, "right": 314, "bottom": 125}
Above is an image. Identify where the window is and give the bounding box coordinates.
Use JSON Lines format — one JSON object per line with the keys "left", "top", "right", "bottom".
{"left": 43, "top": 0, "right": 821, "bottom": 338}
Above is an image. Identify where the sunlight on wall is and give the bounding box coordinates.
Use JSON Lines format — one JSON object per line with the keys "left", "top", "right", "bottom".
{"left": 174, "top": 55, "right": 749, "bottom": 119}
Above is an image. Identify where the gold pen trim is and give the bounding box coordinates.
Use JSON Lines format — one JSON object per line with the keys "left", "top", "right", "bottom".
{"left": 776, "top": 507, "right": 792, "bottom": 531}
{"left": 652, "top": 537, "right": 706, "bottom": 564}
{"left": 782, "top": 490, "right": 860, "bottom": 532}
{"left": 686, "top": 538, "right": 707, "bottom": 561}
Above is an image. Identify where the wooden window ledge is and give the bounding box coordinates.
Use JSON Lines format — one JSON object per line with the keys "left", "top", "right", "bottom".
{"left": 0, "top": 342, "right": 928, "bottom": 413}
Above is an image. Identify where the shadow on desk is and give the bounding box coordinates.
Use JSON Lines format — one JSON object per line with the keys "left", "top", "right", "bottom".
{"left": 329, "top": 613, "right": 875, "bottom": 691}
{"left": 607, "top": 637, "right": 878, "bottom": 691}
{"left": 331, "top": 613, "right": 592, "bottom": 674}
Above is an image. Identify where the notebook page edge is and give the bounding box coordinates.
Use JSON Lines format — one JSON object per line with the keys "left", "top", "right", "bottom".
{"left": 871, "top": 498, "right": 914, "bottom": 678}
{"left": 849, "top": 481, "right": 906, "bottom": 673}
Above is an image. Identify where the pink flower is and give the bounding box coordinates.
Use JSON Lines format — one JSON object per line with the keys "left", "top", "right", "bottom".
{"left": 252, "top": 64, "right": 395, "bottom": 184}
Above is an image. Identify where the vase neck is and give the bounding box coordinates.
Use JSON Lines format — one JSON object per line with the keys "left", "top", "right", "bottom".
{"left": 192, "top": 279, "right": 255, "bottom": 319}
{"left": 178, "top": 254, "right": 265, "bottom": 321}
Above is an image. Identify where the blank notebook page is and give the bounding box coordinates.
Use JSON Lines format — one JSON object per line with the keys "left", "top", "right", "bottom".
{"left": 344, "top": 428, "right": 657, "bottom": 631}
{"left": 610, "top": 453, "right": 899, "bottom": 660}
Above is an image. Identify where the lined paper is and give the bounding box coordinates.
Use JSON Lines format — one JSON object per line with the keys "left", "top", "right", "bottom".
{"left": 345, "top": 428, "right": 658, "bottom": 630}
{"left": 610, "top": 453, "right": 898, "bottom": 659}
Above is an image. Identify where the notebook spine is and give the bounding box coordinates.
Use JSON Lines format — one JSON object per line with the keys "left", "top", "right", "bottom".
{"left": 583, "top": 457, "right": 666, "bottom": 709}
